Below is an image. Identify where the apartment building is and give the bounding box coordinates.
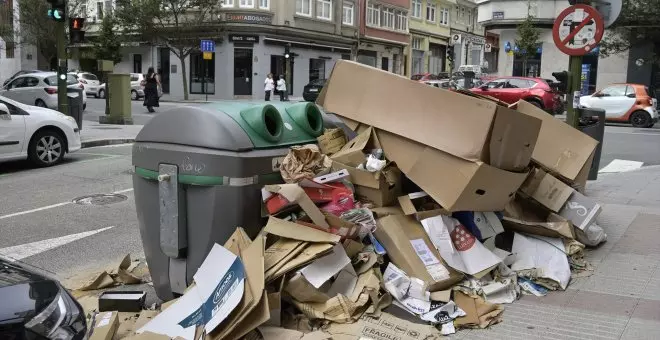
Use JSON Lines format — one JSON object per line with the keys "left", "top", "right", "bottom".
{"left": 476, "top": 0, "right": 632, "bottom": 92}
{"left": 449, "top": 0, "right": 485, "bottom": 70}
{"left": 357, "top": 0, "right": 410, "bottom": 74}
{"left": 406, "top": 0, "right": 452, "bottom": 76}
{"left": 70, "top": 0, "right": 359, "bottom": 100}
{"left": 0, "top": 0, "right": 38, "bottom": 85}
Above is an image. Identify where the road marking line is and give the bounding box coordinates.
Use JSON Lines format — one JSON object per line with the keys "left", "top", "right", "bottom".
{"left": 605, "top": 131, "right": 660, "bottom": 136}
{"left": 0, "top": 188, "right": 133, "bottom": 220}
{"left": 0, "top": 226, "right": 115, "bottom": 261}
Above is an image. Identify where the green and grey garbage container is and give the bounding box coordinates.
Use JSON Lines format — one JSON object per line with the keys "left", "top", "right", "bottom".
{"left": 578, "top": 107, "right": 605, "bottom": 180}
{"left": 66, "top": 88, "right": 84, "bottom": 130}
{"left": 132, "top": 102, "right": 325, "bottom": 301}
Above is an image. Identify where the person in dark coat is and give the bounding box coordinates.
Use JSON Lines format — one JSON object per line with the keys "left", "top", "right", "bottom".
{"left": 143, "top": 67, "right": 160, "bottom": 113}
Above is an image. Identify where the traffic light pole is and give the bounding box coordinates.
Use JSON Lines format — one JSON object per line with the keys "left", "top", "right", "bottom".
{"left": 56, "top": 19, "right": 68, "bottom": 114}
{"left": 565, "top": 55, "right": 583, "bottom": 128}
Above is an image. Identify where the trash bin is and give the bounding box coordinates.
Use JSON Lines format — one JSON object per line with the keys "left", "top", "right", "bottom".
{"left": 578, "top": 107, "right": 605, "bottom": 180}
{"left": 66, "top": 88, "right": 83, "bottom": 130}
{"left": 132, "top": 101, "right": 327, "bottom": 301}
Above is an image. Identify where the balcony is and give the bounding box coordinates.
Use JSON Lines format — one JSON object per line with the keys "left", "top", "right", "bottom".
{"left": 476, "top": 0, "right": 569, "bottom": 28}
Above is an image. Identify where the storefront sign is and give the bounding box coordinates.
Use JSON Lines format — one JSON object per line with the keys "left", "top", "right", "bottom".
{"left": 492, "top": 11, "right": 504, "bottom": 20}
{"left": 224, "top": 13, "right": 272, "bottom": 25}
{"left": 229, "top": 34, "right": 260, "bottom": 43}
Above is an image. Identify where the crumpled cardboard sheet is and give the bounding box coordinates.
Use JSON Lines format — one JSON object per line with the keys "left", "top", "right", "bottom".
{"left": 453, "top": 291, "right": 504, "bottom": 329}
{"left": 280, "top": 144, "right": 332, "bottom": 183}
{"left": 77, "top": 254, "right": 148, "bottom": 291}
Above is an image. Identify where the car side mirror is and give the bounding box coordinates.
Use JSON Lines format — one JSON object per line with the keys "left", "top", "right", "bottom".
{"left": 0, "top": 103, "right": 10, "bottom": 116}
{"left": 479, "top": 85, "right": 488, "bottom": 90}
{"left": 627, "top": 93, "right": 636, "bottom": 98}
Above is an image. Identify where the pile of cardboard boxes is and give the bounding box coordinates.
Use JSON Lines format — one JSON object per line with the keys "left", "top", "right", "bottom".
{"left": 85, "top": 61, "right": 605, "bottom": 340}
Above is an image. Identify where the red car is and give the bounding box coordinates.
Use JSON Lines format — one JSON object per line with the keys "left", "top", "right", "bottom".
{"left": 470, "top": 76, "right": 562, "bottom": 114}
{"left": 411, "top": 73, "right": 439, "bottom": 82}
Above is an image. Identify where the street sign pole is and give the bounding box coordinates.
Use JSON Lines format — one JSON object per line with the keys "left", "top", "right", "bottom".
{"left": 200, "top": 40, "right": 214, "bottom": 102}
{"left": 552, "top": 4, "right": 605, "bottom": 128}
{"left": 56, "top": 20, "right": 68, "bottom": 115}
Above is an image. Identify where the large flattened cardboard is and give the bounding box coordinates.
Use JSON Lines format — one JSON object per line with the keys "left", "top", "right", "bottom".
{"left": 514, "top": 100, "right": 598, "bottom": 181}
{"left": 317, "top": 60, "right": 541, "bottom": 170}
{"left": 376, "top": 129, "right": 529, "bottom": 212}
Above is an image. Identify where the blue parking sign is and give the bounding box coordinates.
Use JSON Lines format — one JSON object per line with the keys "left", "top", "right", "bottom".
{"left": 201, "top": 40, "right": 215, "bottom": 52}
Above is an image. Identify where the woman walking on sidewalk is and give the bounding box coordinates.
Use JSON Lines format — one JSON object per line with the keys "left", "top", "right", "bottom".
{"left": 143, "top": 67, "right": 160, "bottom": 113}
{"left": 264, "top": 73, "right": 274, "bottom": 101}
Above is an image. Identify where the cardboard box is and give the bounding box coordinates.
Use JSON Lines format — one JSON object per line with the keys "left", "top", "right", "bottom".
{"left": 317, "top": 128, "right": 347, "bottom": 155}
{"left": 398, "top": 192, "right": 450, "bottom": 221}
{"left": 513, "top": 100, "right": 598, "bottom": 183}
{"left": 519, "top": 168, "right": 574, "bottom": 213}
{"left": 558, "top": 190, "right": 602, "bottom": 231}
{"left": 331, "top": 126, "right": 381, "bottom": 167}
{"left": 89, "top": 311, "right": 119, "bottom": 340}
{"left": 374, "top": 214, "right": 463, "bottom": 291}
{"left": 376, "top": 128, "right": 529, "bottom": 212}
{"left": 317, "top": 60, "right": 542, "bottom": 171}
{"left": 332, "top": 161, "right": 402, "bottom": 207}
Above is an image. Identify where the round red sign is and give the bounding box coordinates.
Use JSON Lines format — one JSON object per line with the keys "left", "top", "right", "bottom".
{"left": 552, "top": 4, "right": 605, "bottom": 56}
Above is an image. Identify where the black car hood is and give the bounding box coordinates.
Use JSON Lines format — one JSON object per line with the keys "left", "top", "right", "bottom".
{"left": 0, "top": 259, "right": 59, "bottom": 325}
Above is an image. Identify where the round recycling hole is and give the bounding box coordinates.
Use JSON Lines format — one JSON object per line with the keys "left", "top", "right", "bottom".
{"left": 73, "top": 194, "right": 128, "bottom": 206}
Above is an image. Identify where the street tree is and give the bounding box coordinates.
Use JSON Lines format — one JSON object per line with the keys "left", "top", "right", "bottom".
{"left": 599, "top": 0, "right": 660, "bottom": 64}
{"left": 114, "top": 0, "right": 222, "bottom": 100}
{"left": 0, "top": 0, "right": 84, "bottom": 70}
{"left": 93, "top": 16, "right": 123, "bottom": 65}
{"left": 515, "top": 12, "right": 541, "bottom": 77}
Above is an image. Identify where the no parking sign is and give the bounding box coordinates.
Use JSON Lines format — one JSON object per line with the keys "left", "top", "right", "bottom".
{"left": 552, "top": 5, "right": 604, "bottom": 56}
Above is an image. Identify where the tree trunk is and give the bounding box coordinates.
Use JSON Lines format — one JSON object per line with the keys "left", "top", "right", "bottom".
{"left": 178, "top": 54, "right": 189, "bottom": 101}
{"left": 522, "top": 59, "right": 528, "bottom": 77}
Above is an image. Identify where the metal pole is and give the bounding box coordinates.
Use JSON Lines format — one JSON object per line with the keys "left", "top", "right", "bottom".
{"left": 56, "top": 21, "right": 68, "bottom": 114}
{"left": 566, "top": 55, "right": 583, "bottom": 128}
{"left": 203, "top": 58, "right": 207, "bottom": 101}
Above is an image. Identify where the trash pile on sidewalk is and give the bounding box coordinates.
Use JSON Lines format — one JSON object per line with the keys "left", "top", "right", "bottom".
{"left": 79, "top": 60, "right": 609, "bottom": 340}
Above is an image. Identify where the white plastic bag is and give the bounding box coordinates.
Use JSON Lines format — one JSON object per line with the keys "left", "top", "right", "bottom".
{"left": 575, "top": 222, "right": 607, "bottom": 247}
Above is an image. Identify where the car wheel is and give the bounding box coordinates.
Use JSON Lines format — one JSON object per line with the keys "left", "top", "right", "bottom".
{"left": 131, "top": 90, "right": 138, "bottom": 100}
{"left": 630, "top": 110, "right": 652, "bottom": 128}
{"left": 28, "top": 130, "right": 66, "bottom": 167}
{"left": 98, "top": 89, "right": 105, "bottom": 99}
{"left": 35, "top": 99, "right": 47, "bottom": 108}
{"left": 529, "top": 100, "right": 543, "bottom": 109}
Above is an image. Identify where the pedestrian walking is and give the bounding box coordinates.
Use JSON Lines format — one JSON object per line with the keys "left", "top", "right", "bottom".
{"left": 143, "top": 67, "right": 160, "bottom": 113}
{"left": 276, "top": 75, "right": 287, "bottom": 101}
{"left": 264, "top": 73, "right": 274, "bottom": 101}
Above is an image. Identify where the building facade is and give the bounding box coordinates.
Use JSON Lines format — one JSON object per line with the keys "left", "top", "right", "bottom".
{"left": 406, "top": 0, "right": 452, "bottom": 77}
{"left": 449, "top": 0, "right": 485, "bottom": 70}
{"left": 0, "top": 0, "right": 37, "bottom": 85}
{"left": 357, "top": 0, "right": 410, "bottom": 74}
{"left": 476, "top": 0, "right": 630, "bottom": 92}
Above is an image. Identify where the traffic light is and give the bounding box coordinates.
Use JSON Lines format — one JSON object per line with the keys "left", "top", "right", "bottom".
{"left": 69, "top": 18, "right": 85, "bottom": 44}
{"left": 47, "top": 0, "right": 66, "bottom": 22}
{"left": 552, "top": 71, "right": 569, "bottom": 94}
{"left": 446, "top": 45, "right": 454, "bottom": 63}
{"left": 284, "top": 45, "right": 290, "bottom": 59}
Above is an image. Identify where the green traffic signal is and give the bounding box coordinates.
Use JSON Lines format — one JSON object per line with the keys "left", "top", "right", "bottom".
{"left": 47, "top": 7, "right": 65, "bottom": 21}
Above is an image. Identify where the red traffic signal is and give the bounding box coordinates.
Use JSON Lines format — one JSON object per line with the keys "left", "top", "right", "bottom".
{"left": 70, "top": 18, "right": 85, "bottom": 30}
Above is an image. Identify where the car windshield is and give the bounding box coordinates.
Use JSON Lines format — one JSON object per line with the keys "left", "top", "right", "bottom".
{"left": 310, "top": 79, "right": 326, "bottom": 86}
{"left": 82, "top": 73, "right": 98, "bottom": 80}
{"left": 44, "top": 75, "right": 79, "bottom": 86}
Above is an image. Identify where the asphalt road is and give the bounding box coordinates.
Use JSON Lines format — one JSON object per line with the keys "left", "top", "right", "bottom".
{"left": 1, "top": 116, "right": 660, "bottom": 290}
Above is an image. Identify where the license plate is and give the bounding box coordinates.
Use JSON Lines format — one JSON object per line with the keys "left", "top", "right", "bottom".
{"left": 309, "top": 88, "right": 318, "bottom": 92}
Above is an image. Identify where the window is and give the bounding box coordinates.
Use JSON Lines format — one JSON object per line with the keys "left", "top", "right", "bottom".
{"left": 367, "top": 3, "right": 380, "bottom": 26}
{"left": 601, "top": 85, "right": 628, "bottom": 97}
{"left": 342, "top": 3, "right": 354, "bottom": 25}
{"left": 96, "top": 1, "right": 104, "bottom": 19}
{"left": 24, "top": 77, "right": 39, "bottom": 87}
{"left": 486, "top": 79, "right": 508, "bottom": 89}
{"left": 381, "top": 7, "right": 395, "bottom": 29}
{"left": 189, "top": 52, "right": 215, "bottom": 94}
{"left": 239, "top": 0, "right": 253, "bottom": 8}
{"left": 508, "top": 79, "right": 534, "bottom": 89}
{"left": 411, "top": 0, "right": 422, "bottom": 18}
{"left": 461, "top": 7, "right": 465, "bottom": 20}
{"left": 80, "top": 4, "right": 87, "bottom": 17}
{"left": 44, "top": 75, "right": 78, "bottom": 86}
{"left": 395, "top": 11, "right": 407, "bottom": 31}
{"left": 412, "top": 37, "right": 423, "bottom": 50}
{"left": 468, "top": 9, "right": 472, "bottom": 25}
{"left": 8, "top": 78, "right": 27, "bottom": 89}
{"left": 317, "top": 0, "right": 332, "bottom": 20}
{"left": 82, "top": 73, "right": 99, "bottom": 81}
{"left": 296, "top": 0, "right": 312, "bottom": 16}
{"left": 222, "top": 0, "right": 234, "bottom": 7}
{"left": 440, "top": 8, "right": 449, "bottom": 25}
{"left": 259, "top": 0, "right": 269, "bottom": 9}
{"left": 5, "top": 42, "right": 14, "bottom": 59}
{"left": 104, "top": 0, "right": 112, "bottom": 16}
{"left": 426, "top": 3, "right": 436, "bottom": 22}
{"left": 309, "top": 59, "right": 326, "bottom": 82}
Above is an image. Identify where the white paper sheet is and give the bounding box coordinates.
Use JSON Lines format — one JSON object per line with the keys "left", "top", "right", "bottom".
{"left": 599, "top": 159, "right": 644, "bottom": 173}
{"left": 300, "top": 244, "right": 352, "bottom": 288}
{"left": 510, "top": 233, "right": 571, "bottom": 290}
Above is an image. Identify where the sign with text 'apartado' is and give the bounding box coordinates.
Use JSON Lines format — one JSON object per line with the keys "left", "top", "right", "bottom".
{"left": 552, "top": 4, "right": 604, "bottom": 56}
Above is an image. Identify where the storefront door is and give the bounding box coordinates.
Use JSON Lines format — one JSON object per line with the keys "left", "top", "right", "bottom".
{"left": 158, "top": 48, "right": 170, "bottom": 93}
{"left": 234, "top": 48, "right": 253, "bottom": 96}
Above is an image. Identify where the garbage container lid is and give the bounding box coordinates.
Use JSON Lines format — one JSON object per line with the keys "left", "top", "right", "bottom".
{"left": 135, "top": 106, "right": 254, "bottom": 151}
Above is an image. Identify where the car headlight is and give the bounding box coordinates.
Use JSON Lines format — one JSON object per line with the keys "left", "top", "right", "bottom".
{"left": 65, "top": 115, "right": 77, "bottom": 124}
{"left": 25, "top": 285, "right": 86, "bottom": 340}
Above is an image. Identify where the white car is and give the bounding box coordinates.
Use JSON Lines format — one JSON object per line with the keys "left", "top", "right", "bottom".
{"left": 98, "top": 73, "right": 145, "bottom": 100}
{"left": 70, "top": 72, "right": 101, "bottom": 97}
{"left": 579, "top": 83, "right": 658, "bottom": 128}
{"left": 0, "top": 72, "right": 87, "bottom": 111}
{"left": 0, "top": 95, "right": 81, "bottom": 166}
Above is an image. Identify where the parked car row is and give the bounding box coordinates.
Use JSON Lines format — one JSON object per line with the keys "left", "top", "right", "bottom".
{"left": 0, "top": 72, "right": 87, "bottom": 111}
